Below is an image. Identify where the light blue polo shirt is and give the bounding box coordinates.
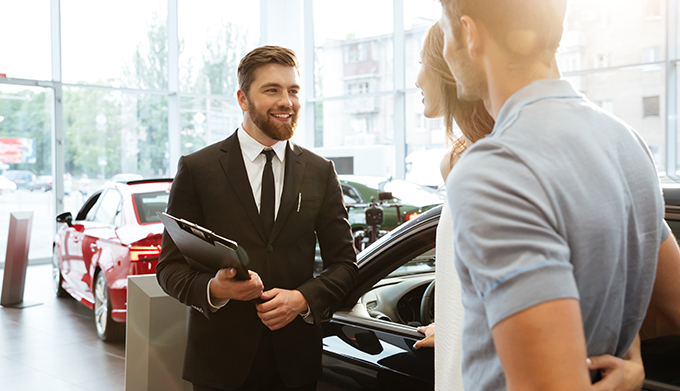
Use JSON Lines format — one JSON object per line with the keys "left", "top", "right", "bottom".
{"left": 446, "top": 79, "right": 668, "bottom": 390}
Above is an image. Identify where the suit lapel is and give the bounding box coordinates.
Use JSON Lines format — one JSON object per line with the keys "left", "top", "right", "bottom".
{"left": 269, "top": 141, "right": 305, "bottom": 244}
{"left": 219, "top": 132, "right": 268, "bottom": 243}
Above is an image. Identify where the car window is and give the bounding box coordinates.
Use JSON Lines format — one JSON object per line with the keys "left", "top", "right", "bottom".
{"left": 387, "top": 247, "right": 436, "bottom": 278}
{"left": 81, "top": 193, "right": 102, "bottom": 222}
{"left": 381, "top": 180, "right": 444, "bottom": 207}
{"left": 341, "top": 184, "right": 362, "bottom": 205}
{"left": 93, "top": 190, "right": 122, "bottom": 225}
{"left": 133, "top": 191, "right": 169, "bottom": 224}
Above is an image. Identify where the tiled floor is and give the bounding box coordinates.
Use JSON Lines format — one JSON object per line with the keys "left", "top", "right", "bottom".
{"left": 0, "top": 264, "right": 125, "bottom": 391}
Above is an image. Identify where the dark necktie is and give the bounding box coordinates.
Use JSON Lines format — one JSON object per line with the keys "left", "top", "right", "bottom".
{"left": 260, "top": 149, "right": 276, "bottom": 239}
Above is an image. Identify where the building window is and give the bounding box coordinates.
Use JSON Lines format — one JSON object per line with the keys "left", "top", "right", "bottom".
{"left": 643, "top": 96, "right": 660, "bottom": 117}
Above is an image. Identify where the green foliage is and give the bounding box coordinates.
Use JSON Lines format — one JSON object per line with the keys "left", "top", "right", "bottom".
{"left": 0, "top": 89, "right": 51, "bottom": 175}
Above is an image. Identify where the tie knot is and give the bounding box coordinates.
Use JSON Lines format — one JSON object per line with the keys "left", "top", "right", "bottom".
{"left": 261, "top": 148, "right": 275, "bottom": 163}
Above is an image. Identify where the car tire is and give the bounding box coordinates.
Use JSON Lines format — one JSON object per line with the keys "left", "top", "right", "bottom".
{"left": 94, "top": 272, "right": 125, "bottom": 342}
{"left": 52, "top": 248, "right": 68, "bottom": 298}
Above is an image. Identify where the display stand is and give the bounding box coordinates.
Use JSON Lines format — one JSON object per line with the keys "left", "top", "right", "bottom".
{"left": 125, "top": 274, "right": 192, "bottom": 391}
{"left": 1, "top": 211, "right": 41, "bottom": 308}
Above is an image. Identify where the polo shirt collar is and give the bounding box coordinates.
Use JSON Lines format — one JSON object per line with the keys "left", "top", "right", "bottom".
{"left": 237, "top": 125, "right": 287, "bottom": 163}
{"left": 491, "top": 79, "right": 584, "bottom": 138}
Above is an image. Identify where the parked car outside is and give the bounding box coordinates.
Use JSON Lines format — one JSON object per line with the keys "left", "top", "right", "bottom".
{"left": 317, "top": 184, "right": 680, "bottom": 390}
{"left": 52, "top": 178, "right": 172, "bottom": 341}
{"left": 28, "top": 175, "right": 53, "bottom": 191}
{"left": 4, "top": 169, "right": 36, "bottom": 189}
{"left": 339, "top": 175, "right": 445, "bottom": 232}
{"left": 0, "top": 175, "right": 17, "bottom": 194}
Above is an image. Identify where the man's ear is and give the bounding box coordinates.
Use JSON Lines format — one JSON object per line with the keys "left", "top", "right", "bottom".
{"left": 460, "top": 15, "right": 484, "bottom": 59}
{"left": 237, "top": 89, "right": 249, "bottom": 112}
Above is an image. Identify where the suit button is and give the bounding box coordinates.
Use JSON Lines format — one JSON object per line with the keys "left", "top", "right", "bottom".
{"left": 267, "top": 245, "right": 274, "bottom": 253}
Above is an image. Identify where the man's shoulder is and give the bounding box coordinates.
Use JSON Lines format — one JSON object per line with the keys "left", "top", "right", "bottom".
{"left": 184, "top": 132, "right": 238, "bottom": 162}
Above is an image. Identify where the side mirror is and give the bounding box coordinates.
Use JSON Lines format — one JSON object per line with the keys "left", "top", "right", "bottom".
{"left": 56, "top": 212, "right": 73, "bottom": 227}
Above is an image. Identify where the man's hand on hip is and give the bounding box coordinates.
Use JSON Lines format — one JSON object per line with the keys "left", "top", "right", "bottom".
{"left": 209, "top": 268, "right": 264, "bottom": 302}
{"left": 256, "top": 289, "right": 308, "bottom": 331}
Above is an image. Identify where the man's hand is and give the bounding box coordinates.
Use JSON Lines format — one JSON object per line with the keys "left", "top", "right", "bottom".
{"left": 255, "top": 289, "right": 308, "bottom": 331}
{"left": 209, "top": 268, "right": 263, "bottom": 302}
{"left": 589, "top": 335, "right": 644, "bottom": 391}
{"left": 414, "top": 323, "right": 435, "bottom": 349}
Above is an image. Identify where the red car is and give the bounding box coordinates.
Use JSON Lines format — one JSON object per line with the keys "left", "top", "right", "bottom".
{"left": 53, "top": 178, "right": 172, "bottom": 341}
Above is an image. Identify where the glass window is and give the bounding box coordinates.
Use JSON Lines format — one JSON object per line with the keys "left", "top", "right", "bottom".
{"left": 94, "top": 189, "right": 122, "bottom": 225}
{"left": 313, "top": 0, "right": 394, "bottom": 97}
{"left": 315, "top": 95, "right": 394, "bottom": 148}
{"left": 180, "top": 96, "right": 242, "bottom": 155}
{"left": 61, "top": 0, "right": 168, "bottom": 88}
{"left": 0, "top": 0, "right": 51, "bottom": 81}
{"left": 560, "top": 0, "right": 666, "bottom": 72}
{"left": 178, "top": 0, "right": 259, "bottom": 95}
{"left": 0, "top": 84, "right": 54, "bottom": 262}
{"left": 63, "top": 88, "right": 169, "bottom": 214}
{"left": 404, "top": 0, "right": 441, "bottom": 88}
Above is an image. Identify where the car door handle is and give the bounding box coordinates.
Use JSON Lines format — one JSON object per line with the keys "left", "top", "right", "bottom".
{"left": 90, "top": 243, "right": 98, "bottom": 252}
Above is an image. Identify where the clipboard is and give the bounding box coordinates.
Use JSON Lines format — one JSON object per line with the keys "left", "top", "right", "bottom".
{"left": 157, "top": 212, "right": 250, "bottom": 281}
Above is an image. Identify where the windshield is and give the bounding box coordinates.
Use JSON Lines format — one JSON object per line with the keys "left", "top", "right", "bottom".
{"left": 386, "top": 247, "right": 436, "bottom": 278}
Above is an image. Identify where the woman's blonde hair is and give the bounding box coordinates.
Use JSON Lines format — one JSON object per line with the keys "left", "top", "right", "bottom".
{"left": 421, "top": 22, "right": 495, "bottom": 162}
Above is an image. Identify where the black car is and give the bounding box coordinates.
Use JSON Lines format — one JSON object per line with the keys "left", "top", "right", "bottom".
{"left": 319, "top": 186, "right": 680, "bottom": 390}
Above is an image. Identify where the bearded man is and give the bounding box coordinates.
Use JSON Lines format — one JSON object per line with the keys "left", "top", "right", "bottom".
{"left": 157, "top": 46, "right": 358, "bottom": 391}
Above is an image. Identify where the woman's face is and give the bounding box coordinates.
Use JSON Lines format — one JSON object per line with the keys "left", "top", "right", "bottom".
{"left": 416, "top": 56, "right": 444, "bottom": 119}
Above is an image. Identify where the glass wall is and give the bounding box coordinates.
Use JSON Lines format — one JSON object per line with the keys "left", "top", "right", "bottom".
{"left": 0, "top": 0, "right": 260, "bottom": 265}
{"left": 0, "top": 85, "right": 54, "bottom": 261}
{"left": 2, "top": 0, "right": 680, "bottom": 262}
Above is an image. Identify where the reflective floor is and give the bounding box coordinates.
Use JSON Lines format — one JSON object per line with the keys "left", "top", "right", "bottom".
{"left": 0, "top": 264, "right": 125, "bottom": 391}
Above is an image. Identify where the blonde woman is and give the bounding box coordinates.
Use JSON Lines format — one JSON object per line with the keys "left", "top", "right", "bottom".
{"left": 412, "top": 21, "right": 493, "bottom": 391}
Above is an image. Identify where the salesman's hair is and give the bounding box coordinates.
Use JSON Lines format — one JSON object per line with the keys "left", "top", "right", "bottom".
{"left": 238, "top": 46, "right": 299, "bottom": 97}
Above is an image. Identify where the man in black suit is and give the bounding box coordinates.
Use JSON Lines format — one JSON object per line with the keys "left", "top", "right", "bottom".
{"left": 156, "top": 46, "right": 358, "bottom": 391}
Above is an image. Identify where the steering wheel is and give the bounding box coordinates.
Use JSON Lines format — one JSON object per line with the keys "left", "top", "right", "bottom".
{"left": 420, "top": 280, "right": 435, "bottom": 325}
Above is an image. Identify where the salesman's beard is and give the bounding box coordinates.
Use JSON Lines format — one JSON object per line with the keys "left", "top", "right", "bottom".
{"left": 248, "top": 100, "right": 298, "bottom": 141}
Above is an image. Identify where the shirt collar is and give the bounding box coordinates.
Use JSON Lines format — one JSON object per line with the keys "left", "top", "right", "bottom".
{"left": 490, "top": 79, "right": 584, "bottom": 138}
{"left": 237, "top": 125, "right": 287, "bottom": 163}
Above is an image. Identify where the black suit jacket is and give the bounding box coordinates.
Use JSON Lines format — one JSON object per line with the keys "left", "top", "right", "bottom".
{"left": 156, "top": 130, "right": 358, "bottom": 389}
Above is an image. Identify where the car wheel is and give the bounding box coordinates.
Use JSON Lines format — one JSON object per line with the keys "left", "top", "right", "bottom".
{"left": 52, "top": 248, "right": 68, "bottom": 298}
{"left": 94, "top": 272, "right": 125, "bottom": 342}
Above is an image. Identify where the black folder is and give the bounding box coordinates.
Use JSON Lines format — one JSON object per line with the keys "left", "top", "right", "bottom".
{"left": 157, "top": 212, "right": 250, "bottom": 280}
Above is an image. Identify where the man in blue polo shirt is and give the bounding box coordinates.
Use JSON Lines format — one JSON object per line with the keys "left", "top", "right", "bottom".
{"left": 438, "top": 0, "right": 680, "bottom": 389}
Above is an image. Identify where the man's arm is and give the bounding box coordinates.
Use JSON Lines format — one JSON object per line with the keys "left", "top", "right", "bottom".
{"left": 641, "top": 233, "right": 680, "bottom": 339}
{"left": 296, "top": 160, "right": 358, "bottom": 324}
{"left": 492, "top": 298, "right": 593, "bottom": 391}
